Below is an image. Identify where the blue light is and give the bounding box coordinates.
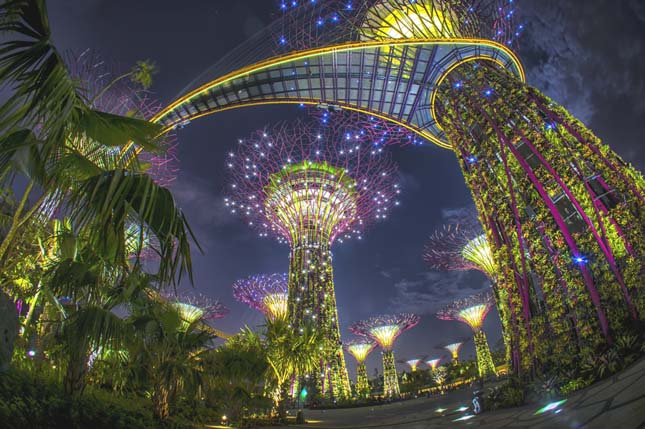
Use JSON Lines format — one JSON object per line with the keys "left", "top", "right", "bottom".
{"left": 453, "top": 81, "right": 462, "bottom": 89}
{"left": 346, "top": 2, "right": 352, "bottom": 10}
{"left": 279, "top": 36, "right": 287, "bottom": 45}
{"left": 467, "top": 155, "right": 478, "bottom": 164}
{"left": 317, "top": 18, "right": 324, "bottom": 26}
{"left": 484, "top": 89, "right": 493, "bottom": 96}
{"left": 574, "top": 255, "right": 588, "bottom": 265}
{"left": 280, "top": 3, "right": 287, "bottom": 10}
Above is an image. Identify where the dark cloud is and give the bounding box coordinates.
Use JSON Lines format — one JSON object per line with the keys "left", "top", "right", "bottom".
{"left": 522, "top": 0, "right": 645, "bottom": 164}
{"left": 390, "top": 271, "right": 488, "bottom": 315}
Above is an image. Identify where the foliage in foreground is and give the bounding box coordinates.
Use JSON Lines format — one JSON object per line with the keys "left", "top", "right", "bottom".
{"left": 0, "top": 369, "right": 156, "bottom": 429}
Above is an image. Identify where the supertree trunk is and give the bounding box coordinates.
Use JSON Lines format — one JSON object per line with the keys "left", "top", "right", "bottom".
{"left": 382, "top": 350, "right": 400, "bottom": 397}
{"left": 355, "top": 363, "right": 370, "bottom": 398}
{"left": 436, "top": 60, "right": 645, "bottom": 378}
{"left": 288, "top": 239, "right": 351, "bottom": 399}
{"left": 473, "top": 330, "right": 497, "bottom": 378}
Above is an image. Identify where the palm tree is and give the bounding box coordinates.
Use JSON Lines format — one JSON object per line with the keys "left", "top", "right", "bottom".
{"left": 205, "top": 328, "right": 270, "bottom": 422}
{"left": 263, "top": 318, "right": 322, "bottom": 420}
{"left": 0, "top": 0, "right": 196, "bottom": 289}
{"left": 127, "top": 297, "right": 215, "bottom": 421}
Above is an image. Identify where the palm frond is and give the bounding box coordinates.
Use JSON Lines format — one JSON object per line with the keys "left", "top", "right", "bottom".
{"left": 68, "top": 171, "right": 198, "bottom": 286}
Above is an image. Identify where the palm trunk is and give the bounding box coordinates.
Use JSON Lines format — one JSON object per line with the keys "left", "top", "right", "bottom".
{"left": 152, "top": 383, "right": 170, "bottom": 421}
{"left": 64, "top": 350, "right": 88, "bottom": 396}
{"left": 276, "top": 380, "right": 290, "bottom": 421}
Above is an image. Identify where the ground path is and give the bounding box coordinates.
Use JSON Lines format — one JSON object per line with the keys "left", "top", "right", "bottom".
{"left": 275, "top": 357, "right": 645, "bottom": 428}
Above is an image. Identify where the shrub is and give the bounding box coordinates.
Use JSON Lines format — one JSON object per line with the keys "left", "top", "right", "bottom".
{"left": 485, "top": 378, "right": 525, "bottom": 411}
{"left": 559, "top": 377, "right": 591, "bottom": 396}
{"left": 0, "top": 369, "right": 156, "bottom": 428}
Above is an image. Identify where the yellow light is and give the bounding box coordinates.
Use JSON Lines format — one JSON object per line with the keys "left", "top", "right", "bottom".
{"left": 406, "top": 358, "right": 422, "bottom": 371}
{"left": 426, "top": 358, "right": 441, "bottom": 370}
{"left": 462, "top": 234, "right": 496, "bottom": 278}
{"left": 264, "top": 293, "right": 288, "bottom": 320}
{"left": 149, "top": 39, "right": 525, "bottom": 151}
{"left": 370, "top": 325, "right": 400, "bottom": 349}
{"left": 347, "top": 343, "right": 375, "bottom": 363}
{"left": 361, "top": 1, "right": 461, "bottom": 41}
{"left": 458, "top": 304, "right": 488, "bottom": 331}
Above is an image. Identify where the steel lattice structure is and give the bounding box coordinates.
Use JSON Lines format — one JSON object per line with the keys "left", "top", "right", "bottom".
{"left": 425, "top": 213, "right": 514, "bottom": 367}
{"left": 232, "top": 273, "right": 289, "bottom": 320}
{"left": 69, "top": 51, "right": 179, "bottom": 188}
{"left": 225, "top": 114, "right": 400, "bottom": 399}
{"left": 153, "top": 0, "right": 645, "bottom": 378}
{"left": 404, "top": 358, "right": 422, "bottom": 372}
{"left": 350, "top": 313, "right": 420, "bottom": 397}
{"left": 344, "top": 339, "right": 377, "bottom": 398}
{"left": 160, "top": 290, "right": 230, "bottom": 324}
{"left": 437, "top": 291, "right": 496, "bottom": 377}
{"left": 440, "top": 341, "right": 465, "bottom": 363}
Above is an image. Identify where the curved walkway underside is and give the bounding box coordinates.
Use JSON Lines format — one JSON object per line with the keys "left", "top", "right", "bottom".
{"left": 153, "top": 39, "right": 523, "bottom": 149}
{"left": 277, "top": 357, "right": 645, "bottom": 428}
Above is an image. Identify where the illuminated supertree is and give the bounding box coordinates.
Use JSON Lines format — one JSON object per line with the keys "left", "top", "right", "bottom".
{"left": 440, "top": 342, "right": 465, "bottom": 364}
{"left": 425, "top": 215, "right": 513, "bottom": 365}
{"left": 225, "top": 114, "right": 401, "bottom": 399}
{"left": 68, "top": 52, "right": 178, "bottom": 188}
{"left": 437, "top": 291, "right": 496, "bottom": 377}
{"left": 404, "top": 358, "right": 422, "bottom": 373}
{"left": 350, "top": 313, "right": 420, "bottom": 397}
{"left": 344, "top": 339, "right": 377, "bottom": 398}
{"left": 160, "top": 290, "right": 229, "bottom": 327}
{"left": 232, "top": 273, "right": 289, "bottom": 320}
{"left": 155, "top": 0, "right": 645, "bottom": 378}
{"left": 425, "top": 358, "right": 441, "bottom": 371}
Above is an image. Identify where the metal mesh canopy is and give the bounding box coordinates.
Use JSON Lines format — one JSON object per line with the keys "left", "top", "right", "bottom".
{"left": 232, "top": 273, "right": 289, "bottom": 319}
{"left": 436, "top": 290, "right": 494, "bottom": 331}
{"left": 224, "top": 115, "right": 400, "bottom": 246}
{"left": 350, "top": 313, "right": 420, "bottom": 350}
{"left": 153, "top": 0, "right": 524, "bottom": 149}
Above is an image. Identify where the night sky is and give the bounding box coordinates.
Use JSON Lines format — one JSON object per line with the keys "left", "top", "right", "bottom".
{"left": 48, "top": 0, "right": 645, "bottom": 378}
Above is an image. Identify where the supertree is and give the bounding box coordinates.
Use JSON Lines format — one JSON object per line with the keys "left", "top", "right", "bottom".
{"left": 67, "top": 52, "right": 180, "bottom": 263}
{"left": 154, "top": 0, "right": 645, "bottom": 378}
{"left": 225, "top": 114, "right": 401, "bottom": 399}
{"left": 440, "top": 342, "right": 465, "bottom": 364}
{"left": 425, "top": 358, "right": 441, "bottom": 371}
{"left": 350, "top": 313, "right": 420, "bottom": 397}
{"left": 404, "top": 358, "right": 422, "bottom": 373}
{"left": 437, "top": 291, "right": 497, "bottom": 378}
{"left": 232, "top": 273, "right": 289, "bottom": 320}
{"left": 160, "top": 290, "right": 230, "bottom": 325}
{"left": 67, "top": 51, "right": 179, "bottom": 188}
{"left": 425, "top": 214, "right": 513, "bottom": 365}
{"left": 344, "top": 339, "right": 377, "bottom": 398}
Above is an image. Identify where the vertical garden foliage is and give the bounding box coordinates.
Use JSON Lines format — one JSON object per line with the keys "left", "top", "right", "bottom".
{"left": 436, "top": 60, "right": 645, "bottom": 378}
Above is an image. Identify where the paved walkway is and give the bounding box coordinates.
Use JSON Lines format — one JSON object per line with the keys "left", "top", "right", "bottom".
{"left": 278, "top": 357, "right": 645, "bottom": 428}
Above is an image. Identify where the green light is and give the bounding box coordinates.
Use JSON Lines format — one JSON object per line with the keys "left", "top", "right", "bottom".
{"left": 300, "top": 387, "right": 308, "bottom": 400}
{"left": 462, "top": 234, "right": 496, "bottom": 278}
{"left": 534, "top": 399, "right": 567, "bottom": 415}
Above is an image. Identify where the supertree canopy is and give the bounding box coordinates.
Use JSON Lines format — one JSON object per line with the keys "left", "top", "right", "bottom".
{"left": 154, "top": 0, "right": 645, "bottom": 378}
{"left": 160, "top": 290, "right": 229, "bottom": 327}
{"left": 425, "top": 213, "right": 513, "bottom": 370}
{"left": 437, "top": 291, "right": 496, "bottom": 377}
{"left": 68, "top": 52, "right": 178, "bottom": 188}
{"left": 344, "top": 339, "right": 377, "bottom": 398}
{"left": 350, "top": 313, "right": 420, "bottom": 397}
{"left": 425, "top": 358, "right": 441, "bottom": 370}
{"left": 232, "top": 273, "right": 289, "bottom": 320}
{"left": 442, "top": 342, "right": 465, "bottom": 363}
{"left": 225, "top": 114, "right": 400, "bottom": 399}
{"left": 404, "top": 358, "right": 422, "bottom": 372}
